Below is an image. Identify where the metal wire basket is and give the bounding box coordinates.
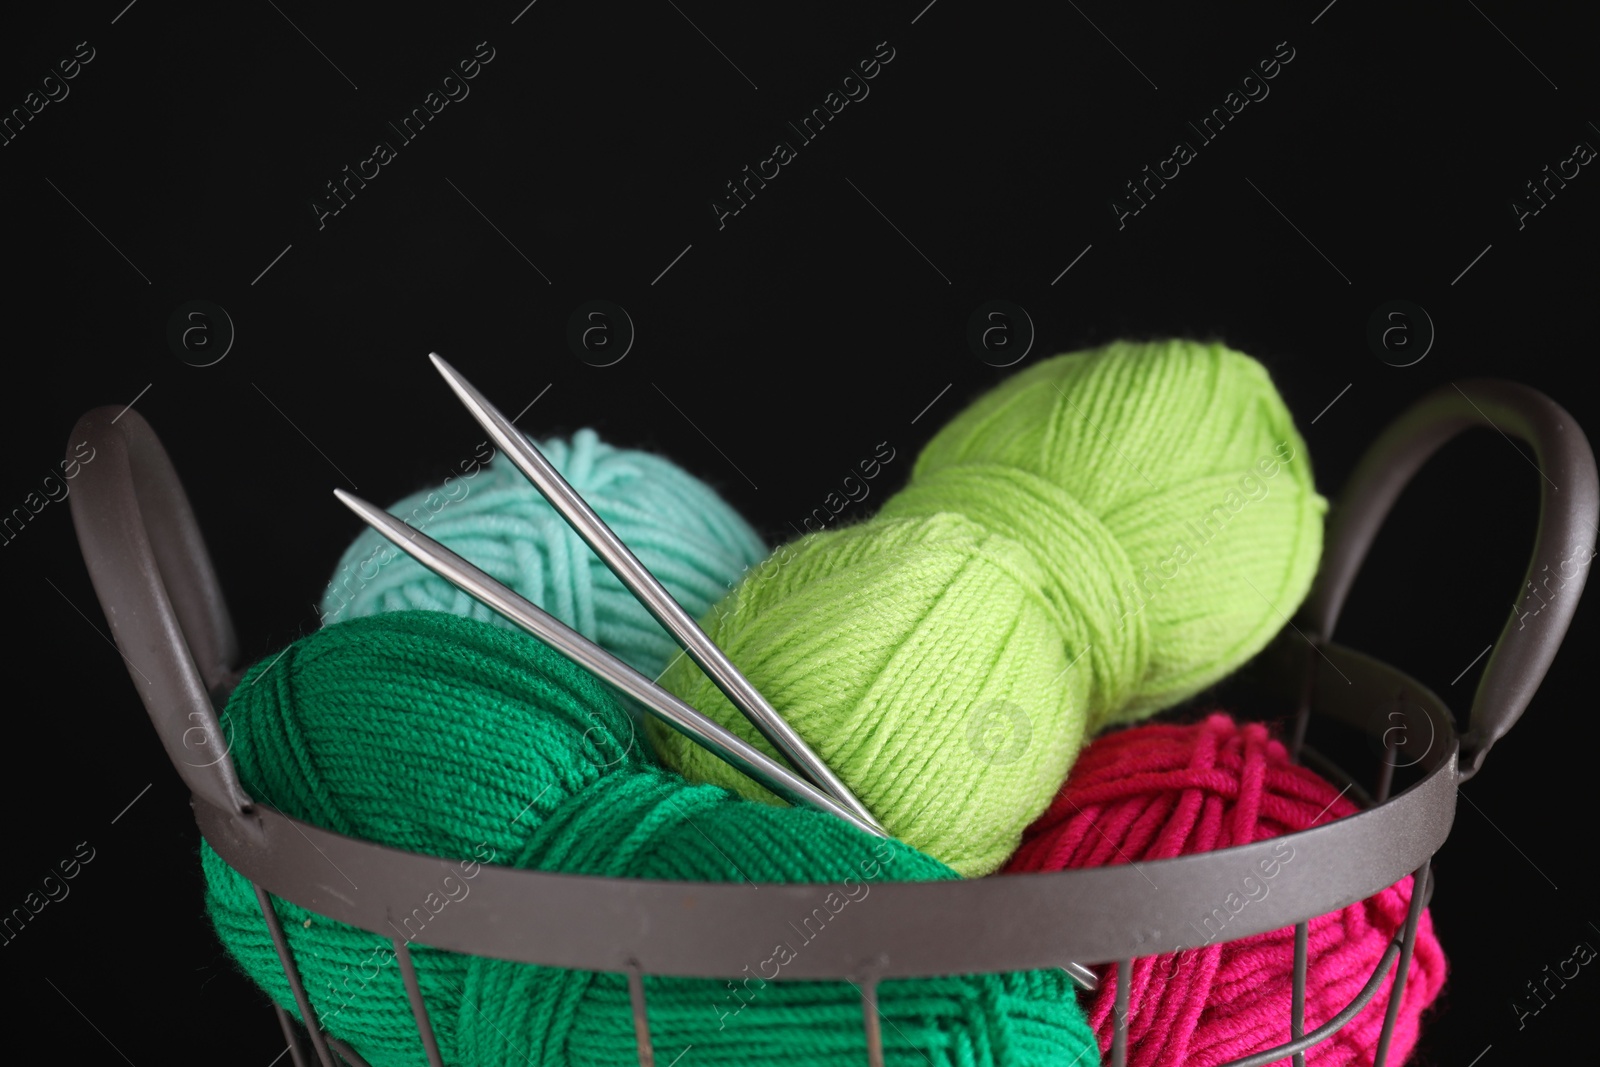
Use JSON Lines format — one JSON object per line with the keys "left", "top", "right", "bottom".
{"left": 67, "top": 379, "right": 1596, "bottom": 1067}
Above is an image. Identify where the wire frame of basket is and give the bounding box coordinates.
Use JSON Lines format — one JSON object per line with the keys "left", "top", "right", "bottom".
{"left": 66, "top": 379, "right": 1596, "bottom": 1067}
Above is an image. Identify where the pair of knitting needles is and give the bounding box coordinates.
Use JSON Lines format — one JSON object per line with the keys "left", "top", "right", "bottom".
{"left": 334, "top": 354, "right": 1098, "bottom": 990}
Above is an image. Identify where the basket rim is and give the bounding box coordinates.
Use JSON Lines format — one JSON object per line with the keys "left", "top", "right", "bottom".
{"left": 196, "top": 633, "right": 1457, "bottom": 979}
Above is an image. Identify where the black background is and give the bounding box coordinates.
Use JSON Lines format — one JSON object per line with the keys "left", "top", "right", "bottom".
{"left": 2, "top": 1, "right": 1595, "bottom": 1063}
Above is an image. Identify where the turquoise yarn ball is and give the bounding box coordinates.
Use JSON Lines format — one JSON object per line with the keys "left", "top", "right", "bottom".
{"left": 318, "top": 429, "right": 767, "bottom": 678}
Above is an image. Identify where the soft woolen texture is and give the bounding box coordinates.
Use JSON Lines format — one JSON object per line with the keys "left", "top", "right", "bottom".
{"left": 457, "top": 768, "right": 1098, "bottom": 1067}
{"left": 318, "top": 428, "right": 767, "bottom": 678}
{"left": 1005, "top": 713, "right": 1446, "bottom": 1067}
{"left": 655, "top": 339, "right": 1326, "bottom": 876}
{"left": 202, "top": 610, "right": 645, "bottom": 1065}
{"left": 203, "top": 611, "right": 1098, "bottom": 1067}
{"left": 907, "top": 339, "right": 1326, "bottom": 725}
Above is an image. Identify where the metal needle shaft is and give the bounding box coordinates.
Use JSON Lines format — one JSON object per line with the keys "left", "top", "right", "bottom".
{"left": 333, "top": 488, "right": 886, "bottom": 839}
{"left": 427, "top": 352, "right": 883, "bottom": 832}
{"left": 1063, "top": 961, "right": 1099, "bottom": 991}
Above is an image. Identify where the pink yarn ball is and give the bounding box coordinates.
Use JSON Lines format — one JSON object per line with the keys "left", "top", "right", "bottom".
{"left": 1005, "top": 713, "right": 1447, "bottom": 1066}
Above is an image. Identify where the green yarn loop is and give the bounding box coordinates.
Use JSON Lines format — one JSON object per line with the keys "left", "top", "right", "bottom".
{"left": 653, "top": 339, "right": 1326, "bottom": 877}
{"left": 203, "top": 612, "right": 1097, "bottom": 1066}
{"left": 318, "top": 428, "right": 767, "bottom": 678}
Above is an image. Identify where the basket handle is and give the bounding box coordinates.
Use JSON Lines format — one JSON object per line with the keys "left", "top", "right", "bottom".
{"left": 1301, "top": 379, "right": 1598, "bottom": 780}
{"left": 66, "top": 406, "right": 253, "bottom": 814}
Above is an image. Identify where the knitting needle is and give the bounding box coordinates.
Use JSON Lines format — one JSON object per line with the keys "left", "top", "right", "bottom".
{"left": 420, "top": 359, "right": 1098, "bottom": 993}
{"left": 333, "top": 488, "right": 886, "bottom": 840}
{"left": 335, "top": 492, "right": 1099, "bottom": 993}
{"left": 428, "top": 352, "right": 884, "bottom": 833}
{"left": 1063, "top": 961, "right": 1098, "bottom": 991}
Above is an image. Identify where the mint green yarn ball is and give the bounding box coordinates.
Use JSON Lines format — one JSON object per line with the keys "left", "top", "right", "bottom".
{"left": 318, "top": 428, "right": 767, "bottom": 678}
{"left": 654, "top": 339, "right": 1325, "bottom": 876}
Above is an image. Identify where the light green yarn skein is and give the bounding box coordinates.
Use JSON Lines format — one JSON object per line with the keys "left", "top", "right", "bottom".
{"left": 654, "top": 339, "right": 1326, "bottom": 877}
{"left": 657, "top": 512, "right": 1086, "bottom": 877}
{"left": 319, "top": 428, "right": 767, "bottom": 678}
{"left": 905, "top": 338, "right": 1327, "bottom": 724}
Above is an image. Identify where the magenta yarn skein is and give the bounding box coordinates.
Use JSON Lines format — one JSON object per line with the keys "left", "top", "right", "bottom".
{"left": 1006, "top": 713, "right": 1447, "bottom": 1066}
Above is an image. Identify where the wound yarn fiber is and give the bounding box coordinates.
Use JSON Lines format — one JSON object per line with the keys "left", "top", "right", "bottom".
{"left": 318, "top": 428, "right": 767, "bottom": 678}
{"left": 202, "top": 610, "right": 644, "bottom": 1066}
{"left": 654, "top": 339, "right": 1326, "bottom": 876}
{"left": 907, "top": 339, "right": 1326, "bottom": 725}
{"left": 203, "top": 611, "right": 1098, "bottom": 1067}
{"left": 1006, "top": 713, "right": 1446, "bottom": 1067}
{"left": 456, "top": 767, "right": 1099, "bottom": 1067}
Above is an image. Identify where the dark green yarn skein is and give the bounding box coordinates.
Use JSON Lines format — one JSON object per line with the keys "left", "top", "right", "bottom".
{"left": 202, "top": 610, "right": 643, "bottom": 1063}
{"left": 202, "top": 611, "right": 1097, "bottom": 1066}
